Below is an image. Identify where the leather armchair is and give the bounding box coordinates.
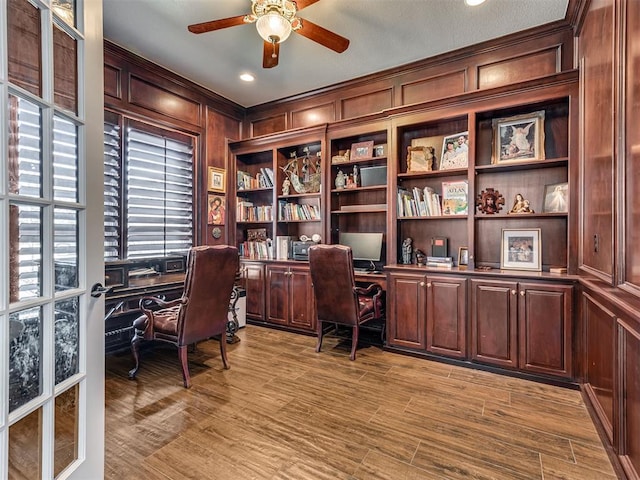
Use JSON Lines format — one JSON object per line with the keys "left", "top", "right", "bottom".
{"left": 128, "top": 245, "right": 239, "bottom": 387}
{"left": 308, "top": 244, "right": 384, "bottom": 360}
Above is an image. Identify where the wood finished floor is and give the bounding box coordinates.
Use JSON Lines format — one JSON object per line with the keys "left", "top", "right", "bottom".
{"left": 105, "top": 326, "right": 616, "bottom": 480}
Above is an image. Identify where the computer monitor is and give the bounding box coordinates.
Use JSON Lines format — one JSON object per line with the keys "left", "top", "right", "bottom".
{"left": 338, "top": 232, "right": 383, "bottom": 270}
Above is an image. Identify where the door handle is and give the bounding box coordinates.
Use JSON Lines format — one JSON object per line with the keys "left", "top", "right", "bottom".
{"left": 91, "top": 283, "right": 112, "bottom": 298}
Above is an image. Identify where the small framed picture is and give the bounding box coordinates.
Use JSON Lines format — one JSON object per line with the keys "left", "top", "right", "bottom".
{"left": 458, "top": 247, "right": 469, "bottom": 269}
{"left": 492, "top": 111, "right": 545, "bottom": 164}
{"left": 374, "top": 144, "right": 387, "bottom": 157}
{"left": 440, "top": 131, "right": 469, "bottom": 170}
{"left": 350, "top": 141, "right": 374, "bottom": 160}
{"left": 501, "top": 228, "right": 542, "bottom": 271}
{"left": 411, "top": 135, "right": 445, "bottom": 170}
{"left": 208, "top": 167, "right": 226, "bottom": 193}
{"left": 543, "top": 182, "right": 568, "bottom": 213}
{"left": 406, "top": 146, "right": 434, "bottom": 172}
{"left": 207, "top": 194, "right": 225, "bottom": 225}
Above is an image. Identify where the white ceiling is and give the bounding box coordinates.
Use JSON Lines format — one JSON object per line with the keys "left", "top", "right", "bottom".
{"left": 102, "top": 0, "right": 570, "bottom": 108}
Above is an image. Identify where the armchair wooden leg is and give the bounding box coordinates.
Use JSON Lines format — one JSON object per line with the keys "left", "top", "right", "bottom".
{"left": 128, "top": 315, "right": 148, "bottom": 380}
{"left": 178, "top": 345, "right": 191, "bottom": 388}
{"left": 219, "top": 335, "right": 230, "bottom": 370}
{"left": 316, "top": 320, "right": 324, "bottom": 353}
{"left": 350, "top": 325, "right": 359, "bottom": 361}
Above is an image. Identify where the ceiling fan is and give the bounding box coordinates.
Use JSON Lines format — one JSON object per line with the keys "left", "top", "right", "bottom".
{"left": 187, "top": 0, "right": 350, "bottom": 68}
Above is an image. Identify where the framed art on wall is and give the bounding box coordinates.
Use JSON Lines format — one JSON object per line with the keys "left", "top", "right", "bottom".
{"left": 500, "top": 228, "right": 541, "bottom": 271}
{"left": 207, "top": 194, "right": 225, "bottom": 225}
{"left": 208, "top": 167, "right": 226, "bottom": 193}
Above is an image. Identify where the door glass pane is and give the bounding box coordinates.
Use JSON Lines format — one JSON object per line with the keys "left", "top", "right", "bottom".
{"left": 54, "top": 115, "right": 78, "bottom": 202}
{"left": 52, "top": 0, "right": 76, "bottom": 29}
{"left": 9, "top": 306, "right": 43, "bottom": 412}
{"left": 9, "top": 408, "right": 43, "bottom": 479}
{"left": 9, "top": 204, "right": 43, "bottom": 302}
{"left": 7, "top": 0, "right": 42, "bottom": 96}
{"left": 53, "top": 24, "right": 78, "bottom": 113}
{"left": 54, "top": 208, "right": 78, "bottom": 292}
{"left": 54, "top": 385, "right": 79, "bottom": 477}
{"left": 8, "top": 94, "right": 43, "bottom": 198}
{"left": 55, "top": 297, "right": 79, "bottom": 384}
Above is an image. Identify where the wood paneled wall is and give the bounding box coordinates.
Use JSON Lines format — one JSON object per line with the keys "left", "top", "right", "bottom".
{"left": 244, "top": 23, "right": 575, "bottom": 138}
{"left": 577, "top": 0, "right": 640, "bottom": 478}
{"left": 103, "top": 41, "right": 244, "bottom": 246}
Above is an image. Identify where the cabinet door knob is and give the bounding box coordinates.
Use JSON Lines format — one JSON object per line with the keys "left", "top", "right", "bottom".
{"left": 511, "top": 290, "right": 516, "bottom": 295}
{"left": 520, "top": 291, "right": 525, "bottom": 296}
{"left": 426, "top": 283, "right": 432, "bottom": 288}
{"left": 419, "top": 281, "right": 425, "bottom": 287}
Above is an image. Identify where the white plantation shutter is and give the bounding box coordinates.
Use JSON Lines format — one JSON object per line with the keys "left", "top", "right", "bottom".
{"left": 103, "top": 119, "right": 121, "bottom": 260}
{"left": 124, "top": 126, "right": 193, "bottom": 259}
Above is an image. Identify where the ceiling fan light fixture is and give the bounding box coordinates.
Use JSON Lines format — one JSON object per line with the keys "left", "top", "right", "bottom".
{"left": 256, "top": 11, "right": 292, "bottom": 43}
{"left": 465, "top": 0, "right": 486, "bottom": 5}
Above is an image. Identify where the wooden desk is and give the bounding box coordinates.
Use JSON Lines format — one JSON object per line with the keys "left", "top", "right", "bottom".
{"left": 105, "top": 273, "right": 185, "bottom": 354}
{"left": 354, "top": 272, "right": 387, "bottom": 291}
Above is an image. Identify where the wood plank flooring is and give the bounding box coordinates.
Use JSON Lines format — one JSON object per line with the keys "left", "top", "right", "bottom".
{"left": 105, "top": 326, "right": 617, "bottom": 479}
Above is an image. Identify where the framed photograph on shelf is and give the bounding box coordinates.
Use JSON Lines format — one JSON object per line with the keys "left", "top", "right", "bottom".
{"left": 406, "top": 146, "right": 435, "bottom": 172}
{"left": 492, "top": 111, "right": 545, "bottom": 164}
{"left": 543, "top": 182, "right": 568, "bottom": 213}
{"left": 440, "top": 131, "right": 469, "bottom": 170}
{"left": 207, "top": 194, "right": 225, "bottom": 225}
{"left": 411, "top": 135, "right": 445, "bottom": 170}
{"left": 350, "top": 141, "right": 374, "bottom": 160}
{"left": 208, "top": 167, "right": 226, "bottom": 193}
{"left": 500, "top": 228, "right": 542, "bottom": 271}
{"left": 458, "top": 247, "right": 469, "bottom": 269}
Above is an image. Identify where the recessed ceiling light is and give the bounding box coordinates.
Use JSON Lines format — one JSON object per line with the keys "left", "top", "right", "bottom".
{"left": 240, "top": 73, "right": 255, "bottom": 82}
{"left": 465, "top": 0, "right": 486, "bottom": 5}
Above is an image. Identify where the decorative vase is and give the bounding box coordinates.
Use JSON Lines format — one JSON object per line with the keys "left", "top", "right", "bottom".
{"left": 335, "top": 170, "right": 346, "bottom": 189}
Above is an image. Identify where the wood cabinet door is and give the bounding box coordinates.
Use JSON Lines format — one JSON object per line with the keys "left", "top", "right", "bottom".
{"left": 471, "top": 279, "right": 518, "bottom": 368}
{"left": 518, "top": 282, "right": 572, "bottom": 377}
{"left": 387, "top": 273, "right": 426, "bottom": 349}
{"left": 242, "top": 262, "right": 265, "bottom": 320}
{"left": 288, "top": 267, "right": 315, "bottom": 331}
{"left": 426, "top": 275, "right": 467, "bottom": 358}
{"left": 266, "top": 265, "right": 289, "bottom": 326}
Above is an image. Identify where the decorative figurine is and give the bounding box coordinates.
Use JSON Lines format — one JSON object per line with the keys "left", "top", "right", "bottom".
{"left": 509, "top": 193, "right": 535, "bottom": 214}
{"left": 335, "top": 169, "right": 346, "bottom": 189}
{"left": 353, "top": 165, "right": 359, "bottom": 186}
{"left": 415, "top": 249, "right": 426, "bottom": 266}
{"left": 402, "top": 237, "right": 413, "bottom": 264}
{"left": 282, "top": 178, "right": 291, "bottom": 196}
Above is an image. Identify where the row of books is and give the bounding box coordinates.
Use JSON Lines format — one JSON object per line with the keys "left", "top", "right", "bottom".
{"left": 278, "top": 200, "right": 321, "bottom": 221}
{"left": 237, "top": 167, "right": 274, "bottom": 190}
{"left": 425, "top": 256, "right": 454, "bottom": 269}
{"left": 398, "top": 186, "right": 442, "bottom": 217}
{"left": 239, "top": 239, "right": 273, "bottom": 260}
{"left": 397, "top": 180, "right": 468, "bottom": 218}
{"left": 236, "top": 200, "right": 273, "bottom": 222}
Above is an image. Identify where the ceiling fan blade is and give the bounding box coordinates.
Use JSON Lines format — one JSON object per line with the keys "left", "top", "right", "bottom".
{"left": 263, "top": 41, "right": 280, "bottom": 68}
{"left": 296, "top": 18, "right": 349, "bottom": 53}
{"left": 188, "top": 15, "right": 247, "bottom": 34}
{"left": 293, "top": 0, "right": 322, "bottom": 11}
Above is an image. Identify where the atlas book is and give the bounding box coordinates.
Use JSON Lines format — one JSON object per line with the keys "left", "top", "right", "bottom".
{"left": 441, "top": 180, "right": 468, "bottom": 215}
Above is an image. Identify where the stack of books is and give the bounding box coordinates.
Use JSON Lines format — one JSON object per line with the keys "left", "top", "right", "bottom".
{"left": 425, "top": 256, "right": 454, "bottom": 269}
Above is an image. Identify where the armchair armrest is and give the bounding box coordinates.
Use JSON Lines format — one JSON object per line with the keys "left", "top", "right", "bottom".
{"left": 354, "top": 282, "right": 384, "bottom": 319}
{"left": 138, "top": 296, "right": 188, "bottom": 316}
{"left": 354, "top": 283, "right": 382, "bottom": 297}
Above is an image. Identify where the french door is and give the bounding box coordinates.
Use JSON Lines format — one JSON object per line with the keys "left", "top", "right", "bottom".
{"left": 1, "top": 0, "right": 105, "bottom": 478}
